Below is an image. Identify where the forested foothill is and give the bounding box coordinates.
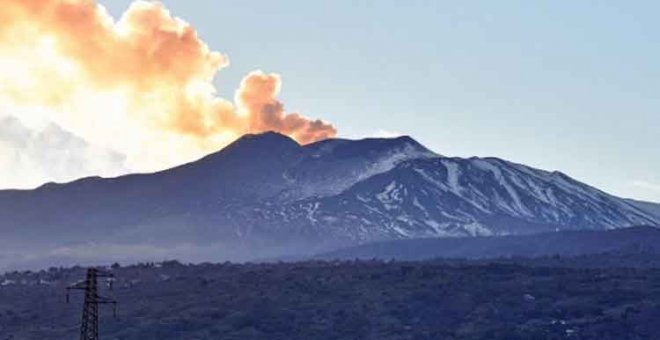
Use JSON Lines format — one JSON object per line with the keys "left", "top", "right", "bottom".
{"left": 2, "top": 252, "right": 660, "bottom": 339}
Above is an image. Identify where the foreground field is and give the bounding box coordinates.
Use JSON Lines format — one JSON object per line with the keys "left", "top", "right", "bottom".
{"left": 2, "top": 255, "right": 660, "bottom": 339}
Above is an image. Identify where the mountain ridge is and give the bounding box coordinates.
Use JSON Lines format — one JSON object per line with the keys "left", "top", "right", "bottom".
{"left": 626, "top": 199, "right": 660, "bottom": 219}
{"left": 0, "top": 131, "right": 657, "bottom": 270}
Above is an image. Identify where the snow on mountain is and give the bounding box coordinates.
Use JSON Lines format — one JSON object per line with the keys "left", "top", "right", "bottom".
{"left": 0, "top": 132, "right": 657, "bottom": 269}
{"left": 276, "top": 135, "right": 438, "bottom": 201}
{"left": 267, "top": 156, "right": 657, "bottom": 244}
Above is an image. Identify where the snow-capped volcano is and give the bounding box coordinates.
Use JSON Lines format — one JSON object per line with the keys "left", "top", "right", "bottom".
{"left": 0, "top": 132, "right": 657, "bottom": 269}
{"left": 275, "top": 156, "right": 657, "bottom": 243}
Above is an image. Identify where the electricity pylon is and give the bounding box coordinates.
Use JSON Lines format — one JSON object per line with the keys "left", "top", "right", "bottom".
{"left": 67, "top": 268, "right": 117, "bottom": 340}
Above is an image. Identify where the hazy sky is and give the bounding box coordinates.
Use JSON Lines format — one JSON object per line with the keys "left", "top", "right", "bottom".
{"left": 4, "top": 1, "right": 659, "bottom": 202}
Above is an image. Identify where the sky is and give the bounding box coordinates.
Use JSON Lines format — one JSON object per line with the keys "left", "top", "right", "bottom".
{"left": 1, "top": 1, "right": 658, "bottom": 202}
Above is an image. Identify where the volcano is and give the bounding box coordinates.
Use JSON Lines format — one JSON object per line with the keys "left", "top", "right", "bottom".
{"left": 0, "top": 132, "right": 657, "bottom": 269}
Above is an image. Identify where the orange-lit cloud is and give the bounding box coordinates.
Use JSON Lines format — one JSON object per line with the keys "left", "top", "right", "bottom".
{"left": 237, "top": 71, "right": 337, "bottom": 143}
{"left": 0, "top": 0, "right": 336, "bottom": 187}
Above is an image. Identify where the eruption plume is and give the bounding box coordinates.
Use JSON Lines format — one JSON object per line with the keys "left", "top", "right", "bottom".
{"left": 0, "top": 0, "right": 336, "bottom": 188}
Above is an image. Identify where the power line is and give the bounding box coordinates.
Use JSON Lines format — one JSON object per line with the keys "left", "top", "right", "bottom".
{"left": 66, "top": 268, "right": 117, "bottom": 340}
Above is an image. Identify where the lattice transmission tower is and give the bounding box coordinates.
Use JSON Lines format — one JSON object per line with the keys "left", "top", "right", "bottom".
{"left": 67, "top": 268, "right": 117, "bottom": 340}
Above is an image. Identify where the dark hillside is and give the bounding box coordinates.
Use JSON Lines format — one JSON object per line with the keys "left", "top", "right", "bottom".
{"left": 2, "top": 257, "right": 660, "bottom": 339}
{"left": 319, "top": 226, "right": 660, "bottom": 261}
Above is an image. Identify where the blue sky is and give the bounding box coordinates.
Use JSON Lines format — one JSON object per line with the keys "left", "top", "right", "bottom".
{"left": 102, "top": 0, "right": 659, "bottom": 202}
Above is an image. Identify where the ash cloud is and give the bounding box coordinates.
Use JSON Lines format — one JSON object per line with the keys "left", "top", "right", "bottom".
{"left": 0, "top": 0, "right": 336, "bottom": 187}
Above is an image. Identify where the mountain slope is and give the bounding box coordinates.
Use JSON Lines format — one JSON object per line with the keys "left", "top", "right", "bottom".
{"left": 317, "top": 225, "right": 660, "bottom": 261}
{"left": 272, "top": 157, "right": 656, "bottom": 242}
{"left": 626, "top": 199, "right": 660, "bottom": 219}
{"left": 0, "top": 132, "right": 657, "bottom": 269}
